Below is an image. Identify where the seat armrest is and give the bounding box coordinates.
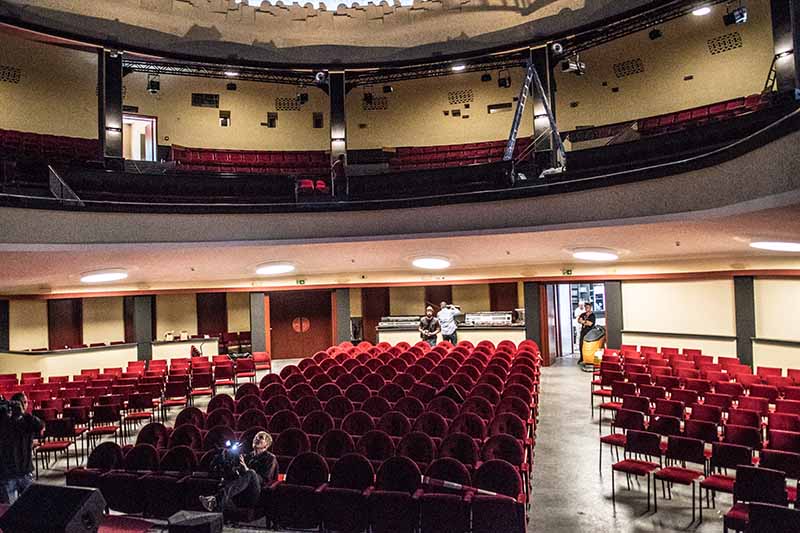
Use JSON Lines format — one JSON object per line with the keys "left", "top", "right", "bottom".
{"left": 362, "top": 486, "right": 374, "bottom": 498}
{"left": 314, "top": 483, "right": 329, "bottom": 494}
{"left": 412, "top": 488, "right": 424, "bottom": 500}
{"left": 268, "top": 479, "right": 282, "bottom": 491}
{"left": 463, "top": 490, "right": 475, "bottom": 504}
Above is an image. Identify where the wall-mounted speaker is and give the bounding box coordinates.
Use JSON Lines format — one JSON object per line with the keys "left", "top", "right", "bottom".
{"left": 0, "top": 484, "right": 106, "bottom": 533}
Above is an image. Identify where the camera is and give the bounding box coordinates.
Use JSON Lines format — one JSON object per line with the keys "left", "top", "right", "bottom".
{"left": 0, "top": 394, "right": 22, "bottom": 418}
{"left": 213, "top": 440, "right": 244, "bottom": 479}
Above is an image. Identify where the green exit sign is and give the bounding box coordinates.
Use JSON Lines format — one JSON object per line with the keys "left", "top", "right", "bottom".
{"left": 562, "top": 269, "right": 573, "bottom": 275}
{"left": 296, "top": 279, "right": 306, "bottom": 285}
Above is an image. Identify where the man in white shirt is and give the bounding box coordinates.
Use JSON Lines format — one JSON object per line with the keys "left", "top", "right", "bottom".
{"left": 437, "top": 301, "right": 463, "bottom": 344}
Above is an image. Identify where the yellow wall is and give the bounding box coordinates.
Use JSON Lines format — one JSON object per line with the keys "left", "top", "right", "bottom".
{"left": 155, "top": 294, "right": 197, "bottom": 338}
{"left": 226, "top": 292, "right": 251, "bottom": 332}
{"left": 753, "top": 342, "right": 800, "bottom": 371}
{"left": 620, "top": 333, "right": 738, "bottom": 358}
{"left": 389, "top": 286, "right": 426, "bottom": 316}
{"left": 82, "top": 297, "right": 125, "bottom": 345}
{"left": 621, "top": 280, "right": 736, "bottom": 337}
{"left": 8, "top": 300, "right": 48, "bottom": 351}
{"left": 555, "top": 2, "right": 774, "bottom": 130}
{"left": 452, "top": 284, "right": 490, "bottom": 313}
{"left": 346, "top": 69, "right": 534, "bottom": 149}
{"left": 0, "top": 33, "right": 97, "bottom": 138}
{"left": 123, "top": 73, "right": 329, "bottom": 151}
{"left": 350, "top": 288, "right": 362, "bottom": 318}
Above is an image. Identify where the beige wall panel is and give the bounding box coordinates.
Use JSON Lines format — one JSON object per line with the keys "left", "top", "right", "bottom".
{"left": 621, "top": 333, "right": 738, "bottom": 357}
{"left": 226, "top": 292, "right": 251, "bottom": 332}
{"left": 124, "top": 73, "right": 329, "bottom": 151}
{"left": 0, "top": 33, "right": 97, "bottom": 138}
{"left": 155, "top": 294, "right": 198, "bottom": 339}
{"left": 452, "top": 284, "right": 490, "bottom": 313}
{"left": 0, "top": 346, "right": 137, "bottom": 380}
{"left": 350, "top": 288, "right": 363, "bottom": 317}
{"left": 8, "top": 300, "right": 48, "bottom": 351}
{"left": 346, "top": 69, "right": 534, "bottom": 149}
{"left": 621, "top": 280, "right": 736, "bottom": 337}
{"left": 389, "top": 286, "right": 426, "bottom": 316}
{"left": 555, "top": 2, "right": 774, "bottom": 130}
{"left": 754, "top": 279, "right": 800, "bottom": 342}
{"left": 152, "top": 339, "right": 219, "bottom": 360}
{"left": 82, "top": 297, "right": 125, "bottom": 346}
{"left": 753, "top": 342, "right": 800, "bottom": 371}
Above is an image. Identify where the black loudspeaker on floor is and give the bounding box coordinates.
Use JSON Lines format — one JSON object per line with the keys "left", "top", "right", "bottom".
{"left": 0, "top": 484, "right": 106, "bottom": 533}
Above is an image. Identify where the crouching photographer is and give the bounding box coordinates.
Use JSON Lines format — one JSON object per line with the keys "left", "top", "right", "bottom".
{"left": 0, "top": 393, "right": 44, "bottom": 504}
{"left": 200, "top": 431, "right": 278, "bottom": 512}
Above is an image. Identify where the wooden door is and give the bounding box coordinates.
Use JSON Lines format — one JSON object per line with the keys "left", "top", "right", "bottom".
{"left": 361, "top": 288, "right": 390, "bottom": 344}
{"left": 270, "top": 290, "right": 333, "bottom": 359}
{"left": 197, "top": 293, "right": 228, "bottom": 337}
{"left": 490, "top": 283, "right": 519, "bottom": 311}
{"left": 48, "top": 298, "right": 83, "bottom": 350}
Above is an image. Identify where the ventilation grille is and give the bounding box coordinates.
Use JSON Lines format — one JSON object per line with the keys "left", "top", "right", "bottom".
{"left": 0, "top": 65, "right": 21, "bottom": 84}
{"left": 275, "top": 97, "right": 301, "bottom": 111}
{"left": 362, "top": 96, "right": 388, "bottom": 111}
{"left": 448, "top": 89, "right": 474, "bottom": 105}
{"left": 613, "top": 58, "right": 644, "bottom": 79}
{"left": 708, "top": 32, "right": 743, "bottom": 55}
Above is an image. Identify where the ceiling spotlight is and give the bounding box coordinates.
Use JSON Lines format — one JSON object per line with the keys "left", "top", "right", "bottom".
{"left": 723, "top": 6, "right": 747, "bottom": 25}
{"left": 382, "top": 85, "right": 394, "bottom": 93}
{"left": 480, "top": 73, "right": 492, "bottom": 82}
{"left": 749, "top": 241, "right": 800, "bottom": 252}
{"left": 692, "top": 6, "right": 712, "bottom": 16}
{"left": 314, "top": 71, "right": 328, "bottom": 85}
{"left": 412, "top": 257, "right": 451, "bottom": 270}
{"left": 255, "top": 262, "right": 296, "bottom": 275}
{"left": 224, "top": 71, "right": 239, "bottom": 77}
{"left": 451, "top": 64, "right": 466, "bottom": 72}
{"left": 80, "top": 268, "right": 129, "bottom": 284}
{"left": 560, "top": 56, "right": 586, "bottom": 76}
{"left": 146, "top": 74, "right": 160, "bottom": 95}
{"left": 649, "top": 29, "right": 663, "bottom": 40}
{"left": 572, "top": 249, "right": 619, "bottom": 262}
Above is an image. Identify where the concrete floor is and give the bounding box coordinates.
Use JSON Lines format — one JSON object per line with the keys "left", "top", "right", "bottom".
{"left": 30, "top": 357, "right": 729, "bottom": 532}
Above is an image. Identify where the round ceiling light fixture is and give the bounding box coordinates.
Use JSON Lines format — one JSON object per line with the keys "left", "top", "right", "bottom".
{"left": 80, "top": 268, "right": 129, "bottom": 284}
{"left": 572, "top": 248, "right": 619, "bottom": 262}
{"left": 255, "top": 262, "right": 296, "bottom": 275}
{"left": 692, "top": 6, "right": 712, "bottom": 16}
{"left": 412, "top": 257, "right": 451, "bottom": 270}
{"left": 451, "top": 64, "right": 466, "bottom": 72}
{"left": 749, "top": 241, "right": 800, "bottom": 252}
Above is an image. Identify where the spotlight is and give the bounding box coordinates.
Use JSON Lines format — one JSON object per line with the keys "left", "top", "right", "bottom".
{"left": 382, "top": 85, "right": 393, "bottom": 93}
{"left": 451, "top": 64, "right": 466, "bottom": 72}
{"left": 692, "top": 6, "right": 712, "bottom": 16}
{"left": 551, "top": 42, "right": 564, "bottom": 55}
{"left": 497, "top": 69, "right": 511, "bottom": 88}
{"left": 146, "top": 74, "right": 160, "bottom": 95}
{"left": 314, "top": 71, "right": 328, "bottom": 85}
{"left": 224, "top": 71, "right": 239, "bottom": 77}
{"left": 648, "top": 29, "right": 663, "bottom": 40}
{"left": 723, "top": 6, "right": 747, "bottom": 25}
{"left": 560, "top": 56, "right": 586, "bottom": 75}
{"left": 297, "top": 92, "right": 309, "bottom": 104}
{"left": 480, "top": 73, "right": 492, "bottom": 82}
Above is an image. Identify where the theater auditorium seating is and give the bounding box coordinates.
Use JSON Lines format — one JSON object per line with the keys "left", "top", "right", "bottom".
{"left": 63, "top": 339, "right": 539, "bottom": 531}
{"left": 170, "top": 145, "right": 329, "bottom": 176}
{"left": 0, "top": 128, "right": 100, "bottom": 166}
{"left": 388, "top": 137, "right": 532, "bottom": 171}
{"left": 596, "top": 343, "right": 800, "bottom": 529}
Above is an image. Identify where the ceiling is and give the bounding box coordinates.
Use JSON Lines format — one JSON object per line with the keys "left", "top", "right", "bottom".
{"left": 2, "top": 204, "right": 800, "bottom": 296}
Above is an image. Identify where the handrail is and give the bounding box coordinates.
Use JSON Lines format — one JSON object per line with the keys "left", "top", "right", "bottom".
{"left": 48, "top": 165, "right": 84, "bottom": 206}
{"left": 1, "top": 106, "right": 796, "bottom": 212}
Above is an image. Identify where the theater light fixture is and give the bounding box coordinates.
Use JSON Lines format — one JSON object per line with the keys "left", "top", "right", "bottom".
{"left": 451, "top": 64, "right": 466, "bottom": 72}
{"left": 80, "top": 269, "right": 129, "bottom": 284}
{"left": 723, "top": 6, "right": 747, "bottom": 25}
{"left": 256, "top": 262, "right": 296, "bottom": 275}
{"left": 224, "top": 71, "right": 239, "bottom": 77}
{"left": 692, "top": 6, "right": 712, "bottom": 16}
{"left": 749, "top": 241, "right": 800, "bottom": 252}
{"left": 572, "top": 248, "right": 619, "bottom": 262}
{"left": 412, "top": 257, "right": 451, "bottom": 270}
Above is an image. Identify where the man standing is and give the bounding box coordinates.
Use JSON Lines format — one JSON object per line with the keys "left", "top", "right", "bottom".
{"left": 577, "top": 302, "right": 596, "bottom": 363}
{"left": 573, "top": 301, "right": 585, "bottom": 351}
{"left": 0, "top": 393, "right": 44, "bottom": 504}
{"left": 437, "top": 301, "right": 463, "bottom": 345}
{"left": 419, "top": 306, "right": 441, "bottom": 348}
{"left": 331, "top": 154, "right": 346, "bottom": 198}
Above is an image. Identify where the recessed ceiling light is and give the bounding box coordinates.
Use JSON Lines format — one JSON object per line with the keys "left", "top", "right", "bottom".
{"left": 255, "top": 262, "right": 296, "bottom": 275}
{"left": 451, "top": 65, "right": 466, "bottom": 72}
{"left": 572, "top": 248, "right": 619, "bottom": 262}
{"left": 412, "top": 257, "right": 451, "bottom": 270}
{"left": 749, "top": 241, "right": 800, "bottom": 252}
{"left": 692, "top": 6, "right": 712, "bottom": 16}
{"left": 80, "top": 268, "right": 128, "bottom": 283}
{"left": 224, "top": 71, "right": 239, "bottom": 77}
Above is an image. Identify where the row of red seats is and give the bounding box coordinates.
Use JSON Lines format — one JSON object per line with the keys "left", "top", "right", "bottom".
{"left": 0, "top": 128, "right": 100, "bottom": 164}
{"left": 171, "top": 145, "right": 329, "bottom": 176}
{"left": 67, "top": 441, "right": 526, "bottom": 532}
{"left": 637, "top": 93, "right": 772, "bottom": 135}
{"left": 297, "top": 178, "right": 330, "bottom": 195}
{"left": 389, "top": 138, "right": 532, "bottom": 171}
